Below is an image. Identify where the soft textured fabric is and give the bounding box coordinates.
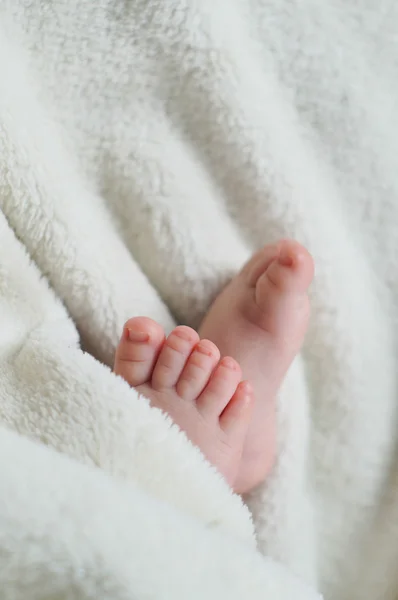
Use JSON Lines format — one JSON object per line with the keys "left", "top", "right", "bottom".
{"left": 0, "top": 1, "right": 397, "bottom": 598}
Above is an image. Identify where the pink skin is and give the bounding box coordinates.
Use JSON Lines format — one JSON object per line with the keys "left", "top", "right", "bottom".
{"left": 114, "top": 240, "right": 314, "bottom": 494}
{"left": 114, "top": 321, "right": 255, "bottom": 489}
{"left": 199, "top": 239, "right": 314, "bottom": 492}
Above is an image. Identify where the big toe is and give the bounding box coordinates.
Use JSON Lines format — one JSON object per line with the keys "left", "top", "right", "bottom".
{"left": 264, "top": 239, "right": 314, "bottom": 294}
{"left": 247, "top": 240, "right": 314, "bottom": 339}
{"left": 114, "top": 317, "right": 165, "bottom": 386}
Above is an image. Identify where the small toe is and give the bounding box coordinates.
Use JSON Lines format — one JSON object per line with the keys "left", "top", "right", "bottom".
{"left": 114, "top": 317, "right": 165, "bottom": 386}
{"left": 219, "top": 380, "right": 254, "bottom": 437}
{"left": 151, "top": 326, "right": 200, "bottom": 390}
{"left": 241, "top": 243, "right": 280, "bottom": 287}
{"left": 197, "top": 357, "right": 242, "bottom": 417}
{"left": 176, "top": 339, "right": 220, "bottom": 401}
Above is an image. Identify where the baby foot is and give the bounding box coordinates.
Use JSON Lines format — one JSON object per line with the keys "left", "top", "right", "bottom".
{"left": 199, "top": 240, "right": 314, "bottom": 493}
{"left": 114, "top": 317, "right": 255, "bottom": 491}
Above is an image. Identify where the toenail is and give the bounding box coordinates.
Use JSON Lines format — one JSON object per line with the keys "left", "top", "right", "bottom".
{"left": 221, "top": 357, "right": 238, "bottom": 371}
{"left": 278, "top": 251, "right": 294, "bottom": 267}
{"left": 126, "top": 328, "right": 150, "bottom": 343}
{"left": 195, "top": 341, "right": 216, "bottom": 357}
{"left": 173, "top": 327, "right": 198, "bottom": 342}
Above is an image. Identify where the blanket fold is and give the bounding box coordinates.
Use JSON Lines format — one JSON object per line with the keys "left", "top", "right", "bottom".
{"left": 2, "top": 1, "right": 398, "bottom": 598}
{"left": 0, "top": 425, "right": 321, "bottom": 599}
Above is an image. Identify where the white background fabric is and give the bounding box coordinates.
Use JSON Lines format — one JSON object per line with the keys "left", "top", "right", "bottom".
{"left": 0, "top": 1, "right": 397, "bottom": 598}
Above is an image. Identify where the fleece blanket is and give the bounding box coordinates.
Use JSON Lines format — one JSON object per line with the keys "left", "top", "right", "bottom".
{"left": 1, "top": 1, "right": 398, "bottom": 598}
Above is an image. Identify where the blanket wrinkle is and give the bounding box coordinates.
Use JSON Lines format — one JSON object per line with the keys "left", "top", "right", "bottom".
{"left": 1, "top": 1, "right": 398, "bottom": 598}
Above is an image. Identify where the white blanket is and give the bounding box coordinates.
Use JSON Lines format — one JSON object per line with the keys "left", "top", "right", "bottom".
{"left": 1, "top": 1, "right": 397, "bottom": 598}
